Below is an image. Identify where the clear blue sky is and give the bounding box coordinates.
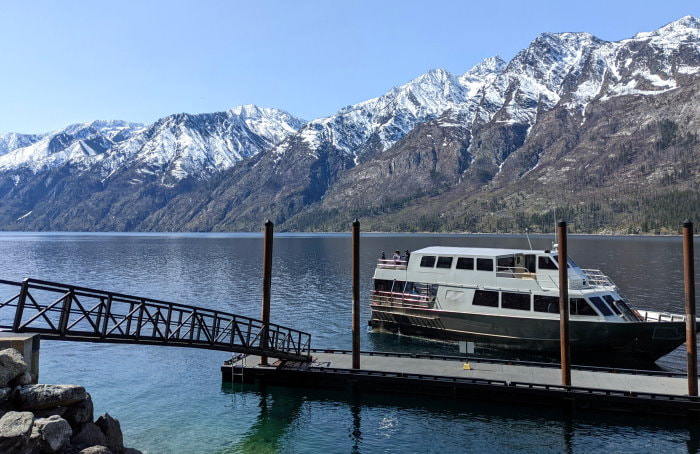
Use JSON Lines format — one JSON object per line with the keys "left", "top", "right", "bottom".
{"left": 1, "top": 0, "right": 697, "bottom": 134}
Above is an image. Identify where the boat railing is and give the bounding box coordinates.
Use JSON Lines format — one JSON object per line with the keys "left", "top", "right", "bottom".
{"left": 580, "top": 269, "right": 619, "bottom": 291}
{"left": 370, "top": 290, "right": 435, "bottom": 309}
{"left": 376, "top": 259, "right": 408, "bottom": 270}
{"left": 636, "top": 309, "right": 686, "bottom": 323}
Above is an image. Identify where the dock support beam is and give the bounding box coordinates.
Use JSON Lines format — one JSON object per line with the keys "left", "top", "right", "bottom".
{"left": 352, "top": 219, "right": 361, "bottom": 370}
{"left": 260, "top": 220, "right": 273, "bottom": 366}
{"left": 557, "top": 221, "right": 571, "bottom": 386}
{"left": 683, "top": 220, "right": 697, "bottom": 396}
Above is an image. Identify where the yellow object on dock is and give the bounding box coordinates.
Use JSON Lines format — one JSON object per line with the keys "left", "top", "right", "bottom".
{"left": 463, "top": 362, "right": 471, "bottom": 370}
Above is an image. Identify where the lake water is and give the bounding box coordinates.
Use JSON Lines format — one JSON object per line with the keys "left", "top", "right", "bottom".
{"left": 0, "top": 232, "right": 698, "bottom": 453}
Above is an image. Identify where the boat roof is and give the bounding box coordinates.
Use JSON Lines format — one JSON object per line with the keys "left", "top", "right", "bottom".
{"left": 411, "top": 246, "right": 549, "bottom": 257}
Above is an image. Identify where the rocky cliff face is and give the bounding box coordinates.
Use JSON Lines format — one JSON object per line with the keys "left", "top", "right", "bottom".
{"left": 0, "top": 17, "right": 697, "bottom": 233}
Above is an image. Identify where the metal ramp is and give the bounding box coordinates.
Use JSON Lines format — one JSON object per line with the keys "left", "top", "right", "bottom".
{"left": 0, "top": 278, "right": 311, "bottom": 362}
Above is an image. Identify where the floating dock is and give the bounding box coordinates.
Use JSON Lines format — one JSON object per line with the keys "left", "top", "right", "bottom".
{"left": 222, "top": 350, "right": 700, "bottom": 417}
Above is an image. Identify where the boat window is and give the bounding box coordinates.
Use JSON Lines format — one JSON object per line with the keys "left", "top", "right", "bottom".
{"left": 551, "top": 254, "right": 574, "bottom": 268}
{"left": 538, "top": 256, "right": 558, "bottom": 270}
{"left": 472, "top": 290, "right": 498, "bottom": 307}
{"left": 571, "top": 298, "right": 597, "bottom": 316}
{"left": 602, "top": 295, "right": 622, "bottom": 315}
{"left": 374, "top": 280, "right": 392, "bottom": 292}
{"left": 615, "top": 299, "right": 641, "bottom": 321}
{"left": 420, "top": 256, "right": 436, "bottom": 268}
{"left": 497, "top": 256, "right": 515, "bottom": 268}
{"left": 456, "top": 257, "right": 474, "bottom": 270}
{"left": 502, "top": 292, "right": 531, "bottom": 311}
{"left": 588, "top": 296, "right": 614, "bottom": 316}
{"left": 534, "top": 295, "right": 559, "bottom": 313}
{"left": 436, "top": 256, "right": 453, "bottom": 269}
{"left": 476, "top": 258, "right": 494, "bottom": 271}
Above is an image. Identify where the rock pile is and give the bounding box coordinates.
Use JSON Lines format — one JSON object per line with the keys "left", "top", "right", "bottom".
{"left": 0, "top": 348, "right": 141, "bottom": 454}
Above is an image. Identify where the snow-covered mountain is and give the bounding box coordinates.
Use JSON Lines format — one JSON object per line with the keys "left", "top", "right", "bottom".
{"left": 0, "top": 16, "right": 697, "bottom": 233}
{"left": 0, "top": 106, "right": 305, "bottom": 184}
{"left": 103, "top": 105, "right": 305, "bottom": 183}
{"left": 0, "top": 132, "right": 46, "bottom": 158}
{"left": 272, "top": 67, "right": 485, "bottom": 165}
{"left": 0, "top": 120, "right": 145, "bottom": 173}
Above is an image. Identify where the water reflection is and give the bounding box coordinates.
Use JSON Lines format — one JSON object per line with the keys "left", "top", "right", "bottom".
{"left": 220, "top": 382, "right": 699, "bottom": 453}
{"left": 220, "top": 383, "right": 305, "bottom": 453}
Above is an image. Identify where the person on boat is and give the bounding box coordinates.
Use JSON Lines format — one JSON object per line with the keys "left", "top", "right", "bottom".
{"left": 380, "top": 251, "right": 386, "bottom": 260}
{"left": 393, "top": 250, "right": 401, "bottom": 263}
{"left": 405, "top": 250, "right": 410, "bottom": 262}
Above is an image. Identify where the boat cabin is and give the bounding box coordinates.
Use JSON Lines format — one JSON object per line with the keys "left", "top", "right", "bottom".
{"left": 373, "top": 246, "right": 639, "bottom": 322}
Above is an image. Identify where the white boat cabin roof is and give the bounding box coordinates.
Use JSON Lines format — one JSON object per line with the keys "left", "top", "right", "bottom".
{"left": 412, "top": 246, "right": 550, "bottom": 258}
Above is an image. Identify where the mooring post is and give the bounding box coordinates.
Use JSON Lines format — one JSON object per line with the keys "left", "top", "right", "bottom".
{"left": 260, "top": 220, "right": 273, "bottom": 366}
{"left": 557, "top": 220, "right": 571, "bottom": 386}
{"left": 683, "top": 220, "right": 697, "bottom": 396}
{"left": 352, "top": 219, "right": 361, "bottom": 369}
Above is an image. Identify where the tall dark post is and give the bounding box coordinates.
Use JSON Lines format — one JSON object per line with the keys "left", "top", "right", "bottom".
{"left": 557, "top": 221, "right": 571, "bottom": 386}
{"left": 683, "top": 220, "right": 697, "bottom": 396}
{"left": 352, "top": 219, "right": 361, "bottom": 369}
{"left": 260, "top": 220, "right": 273, "bottom": 366}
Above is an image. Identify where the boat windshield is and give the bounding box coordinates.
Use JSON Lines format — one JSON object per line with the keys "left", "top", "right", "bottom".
{"left": 550, "top": 255, "right": 577, "bottom": 269}
{"left": 588, "top": 296, "right": 614, "bottom": 316}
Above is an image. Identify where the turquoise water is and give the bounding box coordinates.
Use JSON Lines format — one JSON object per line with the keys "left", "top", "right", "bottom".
{"left": 1, "top": 233, "right": 699, "bottom": 453}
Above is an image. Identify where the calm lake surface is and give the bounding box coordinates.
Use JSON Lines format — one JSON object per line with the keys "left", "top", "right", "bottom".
{"left": 0, "top": 232, "right": 698, "bottom": 453}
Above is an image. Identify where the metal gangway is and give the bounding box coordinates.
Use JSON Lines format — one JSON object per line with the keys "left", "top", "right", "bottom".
{"left": 0, "top": 278, "right": 311, "bottom": 362}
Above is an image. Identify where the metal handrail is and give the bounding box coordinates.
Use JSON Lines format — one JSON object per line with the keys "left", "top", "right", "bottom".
{"left": 370, "top": 290, "right": 435, "bottom": 309}
{"left": 0, "top": 278, "right": 311, "bottom": 361}
{"left": 376, "top": 259, "right": 408, "bottom": 270}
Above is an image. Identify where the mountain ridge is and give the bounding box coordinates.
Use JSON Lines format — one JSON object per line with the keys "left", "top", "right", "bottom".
{"left": 0, "top": 16, "right": 697, "bottom": 233}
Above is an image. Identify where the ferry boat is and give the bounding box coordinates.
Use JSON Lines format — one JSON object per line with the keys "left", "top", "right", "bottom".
{"left": 369, "top": 246, "right": 694, "bottom": 363}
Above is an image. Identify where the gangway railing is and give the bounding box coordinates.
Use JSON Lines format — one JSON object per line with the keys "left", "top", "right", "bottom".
{"left": 0, "top": 278, "right": 311, "bottom": 362}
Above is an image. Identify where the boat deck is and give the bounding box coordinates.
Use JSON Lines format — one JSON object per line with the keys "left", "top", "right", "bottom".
{"left": 222, "top": 350, "right": 700, "bottom": 417}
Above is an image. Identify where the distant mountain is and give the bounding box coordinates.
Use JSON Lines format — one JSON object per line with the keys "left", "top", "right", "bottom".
{"left": 0, "top": 132, "right": 45, "bottom": 158}
{"left": 0, "top": 106, "right": 305, "bottom": 230}
{"left": 0, "top": 17, "right": 697, "bottom": 233}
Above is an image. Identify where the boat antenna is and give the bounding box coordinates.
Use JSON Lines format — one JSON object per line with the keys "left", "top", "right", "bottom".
{"left": 525, "top": 228, "right": 533, "bottom": 250}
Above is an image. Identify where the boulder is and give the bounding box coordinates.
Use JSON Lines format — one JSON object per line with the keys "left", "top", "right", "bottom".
{"left": 65, "top": 393, "right": 94, "bottom": 428}
{"left": 18, "top": 384, "right": 87, "bottom": 410}
{"left": 0, "top": 411, "right": 35, "bottom": 453}
{"left": 10, "top": 371, "right": 34, "bottom": 387}
{"left": 0, "top": 348, "right": 27, "bottom": 387}
{"left": 32, "top": 415, "right": 72, "bottom": 452}
{"left": 71, "top": 422, "right": 107, "bottom": 449}
{"left": 34, "top": 406, "right": 67, "bottom": 419}
{"left": 95, "top": 413, "right": 124, "bottom": 454}
{"left": 79, "top": 446, "right": 113, "bottom": 454}
{"left": 0, "top": 387, "right": 10, "bottom": 405}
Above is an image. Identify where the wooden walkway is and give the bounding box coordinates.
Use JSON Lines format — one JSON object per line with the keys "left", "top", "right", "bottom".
{"left": 222, "top": 350, "right": 700, "bottom": 417}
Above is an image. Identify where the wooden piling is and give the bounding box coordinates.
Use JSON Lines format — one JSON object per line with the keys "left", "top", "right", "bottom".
{"left": 260, "top": 220, "right": 273, "bottom": 366}
{"left": 683, "top": 220, "right": 697, "bottom": 396}
{"left": 557, "top": 221, "right": 571, "bottom": 386}
{"left": 352, "top": 219, "right": 360, "bottom": 370}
